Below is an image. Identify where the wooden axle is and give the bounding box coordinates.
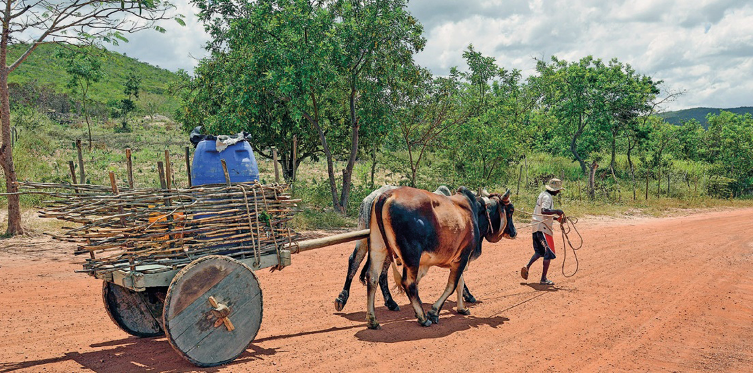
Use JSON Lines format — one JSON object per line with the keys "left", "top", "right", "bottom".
{"left": 285, "top": 229, "right": 370, "bottom": 252}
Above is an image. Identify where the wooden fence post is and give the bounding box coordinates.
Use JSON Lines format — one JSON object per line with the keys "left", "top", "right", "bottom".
{"left": 126, "top": 148, "right": 134, "bottom": 189}
{"left": 68, "top": 161, "right": 78, "bottom": 193}
{"left": 185, "top": 146, "right": 192, "bottom": 188}
{"left": 272, "top": 147, "right": 280, "bottom": 183}
{"left": 76, "top": 139, "right": 86, "bottom": 184}
{"left": 164, "top": 150, "right": 172, "bottom": 190}
{"left": 157, "top": 161, "right": 166, "bottom": 189}
{"left": 292, "top": 135, "right": 297, "bottom": 182}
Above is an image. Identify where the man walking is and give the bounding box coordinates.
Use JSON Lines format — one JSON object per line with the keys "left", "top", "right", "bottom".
{"left": 521, "top": 178, "right": 565, "bottom": 285}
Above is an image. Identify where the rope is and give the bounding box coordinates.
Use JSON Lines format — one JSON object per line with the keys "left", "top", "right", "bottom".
{"left": 559, "top": 217, "right": 583, "bottom": 277}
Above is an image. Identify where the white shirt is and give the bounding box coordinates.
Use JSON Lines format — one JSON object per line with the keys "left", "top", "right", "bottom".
{"left": 532, "top": 190, "right": 555, "bottom": 235}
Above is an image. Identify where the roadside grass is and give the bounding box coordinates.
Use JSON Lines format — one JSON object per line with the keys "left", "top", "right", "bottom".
{"left": 3, "top": 111, "right": 753, "bottom": 234}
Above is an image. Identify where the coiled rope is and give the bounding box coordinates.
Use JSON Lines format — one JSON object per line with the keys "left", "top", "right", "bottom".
{"left": 558, "top": 216, "right": 583, "bottom": 277}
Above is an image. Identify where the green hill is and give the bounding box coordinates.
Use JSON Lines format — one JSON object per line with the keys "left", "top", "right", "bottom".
{"left": 660, "top": 106, "right": 753, "bottom": 128}
{"left": 7, "top": 43, "right": 182, "bottom": 115}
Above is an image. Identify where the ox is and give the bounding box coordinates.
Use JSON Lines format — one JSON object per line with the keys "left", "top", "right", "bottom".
{"left": 365, "top": 186, "right": 516, "bottom": 329}
{"left": 334, "top": 185, "right": 484, "bottom": 313}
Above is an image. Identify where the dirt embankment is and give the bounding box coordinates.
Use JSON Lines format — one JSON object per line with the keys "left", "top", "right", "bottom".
{"left": 1, "top": 208, "right": 752, "bottom": 372}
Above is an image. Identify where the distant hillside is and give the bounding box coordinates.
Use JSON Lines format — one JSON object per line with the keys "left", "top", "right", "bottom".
{"left": 660, "top": 107, "right": 753, "bottom": 128}
{"left": 7, "top": 43, "right": 182, "bottom": 113}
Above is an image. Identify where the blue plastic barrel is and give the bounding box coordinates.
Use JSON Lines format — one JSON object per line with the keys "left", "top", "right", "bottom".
{"left": 191, "top": 140, "right": 259, "bottom": 186}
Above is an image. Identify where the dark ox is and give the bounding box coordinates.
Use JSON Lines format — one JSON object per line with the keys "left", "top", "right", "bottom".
{"left": 334, "top": 185, "right": 485, "bottom": 313}
{"left": 365, "top": 186, "right": 516, "bottom": 329}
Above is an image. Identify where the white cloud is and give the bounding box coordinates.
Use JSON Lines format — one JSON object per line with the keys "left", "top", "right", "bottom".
{"left": 407, "top": 0, "right": 753, "bottom": 110}
{"left": 108, "top": 0, "right": 210, "bottom": 72}
{"left": 114, "top": 0, "right": 752, "bottom": 110}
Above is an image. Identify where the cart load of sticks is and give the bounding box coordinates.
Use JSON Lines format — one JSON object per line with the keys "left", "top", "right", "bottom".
{"left": 17, "top": 181, "right": 301, "bottom": 275}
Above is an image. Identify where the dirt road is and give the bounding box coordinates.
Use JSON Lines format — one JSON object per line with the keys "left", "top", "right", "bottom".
{"left": 1, "top": 208, "right": 752, "bottom": 372}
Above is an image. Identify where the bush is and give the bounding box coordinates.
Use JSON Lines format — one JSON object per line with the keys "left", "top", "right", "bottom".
{"left": 706, "top": 176, "right": 736, "bottom": 199}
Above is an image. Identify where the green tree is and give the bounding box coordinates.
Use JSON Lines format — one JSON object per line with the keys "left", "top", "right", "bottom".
{"left": 391, "top": 68, "right": 466, "bottom": 187}
{"left": 0, "top": 0, "right": 182, "bottom": 235}
{"left": 187, "top": 0, "right": 424, "bottom": 214}
{"left": 705, "top": 111, "right": 753, "bottom": 195}
{"left": 117, "top": 71, "right": 141, "bottom": 131}
{"left": 56, "top": 47, "right": 103, "bottom": 149}
{"left": 441, "top": 46, "right": 533, "bottom": 187}
{"left": 533, "top": 56, "right": 610, "bottom": 197}
{"left": 599, "top": 59, "right": 660, "bottom": 174}
{"left": 674, "top": 119, "right": 705, "bottom": 161}
{"left": 645, "top": 118, "right": 678, "bottom": 197}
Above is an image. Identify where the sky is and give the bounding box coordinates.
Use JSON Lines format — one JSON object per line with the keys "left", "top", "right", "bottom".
{"left": 111, "top": 0, "right": 753, "bottom": 111}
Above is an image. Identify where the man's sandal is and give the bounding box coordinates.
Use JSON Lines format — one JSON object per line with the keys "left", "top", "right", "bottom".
{"left": 540, "top": 279, "right": 554, "bottom": 285}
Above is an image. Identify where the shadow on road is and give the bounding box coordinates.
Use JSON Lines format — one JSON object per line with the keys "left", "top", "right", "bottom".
{"left": 0, "top": 336, "right": 279, "bottom": 373}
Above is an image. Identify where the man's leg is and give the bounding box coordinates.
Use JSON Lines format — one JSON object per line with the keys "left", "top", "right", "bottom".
{"left": 521, "top": 252, "right": 540, "bottom": 280}
{"left": 541, "top": 259, "right": 551, "bottom": 284}
{"left": 523, "top": 232, "right": 545, "bottom": 280}
{"left": 541, "top": 233, "right": 556, "bottom": 285}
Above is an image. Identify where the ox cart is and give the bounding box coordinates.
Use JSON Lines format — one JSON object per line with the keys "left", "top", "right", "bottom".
{"left": 96, "top": 227, "right": 369, "bottom": 367}
{"left": 19, "top": 155, "right": 370, "bottom": 367}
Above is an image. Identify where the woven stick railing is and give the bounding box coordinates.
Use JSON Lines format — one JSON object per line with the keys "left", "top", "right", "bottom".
{"left": 17, "top": 181, "right": 300, "bottom": 274}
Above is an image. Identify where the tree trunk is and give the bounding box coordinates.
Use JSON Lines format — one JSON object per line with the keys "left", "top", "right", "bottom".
{"left": 338, "top": 86, "right": 360, "bottom": 215}
{"left": 627, "top": 137, "right": 636, "bottom": 200}
{"left": 645, "top": 172, "right": 649, "bottom": 200}
{"left": 588, "top": 161, "right": 598, "bottom": 199}
{"left": 0, "top": 31, "right": 24, "bottom": 235}
{"left": 369, "top": 143, "right": 377, "bottom": 189}
{"left": 85, "top": 104, "right": 92, "bottom": 150}
{"left": 610, "top": 131, "right": 617, "bottom": 174}
{"left": 572, "top": 115, "right": 588, "bottom": 177}
{"left": 309, "top": 117, "right": 339, "bottom": 210}
{"left": 516, "top": 158, "right": 524, "bottom": 195}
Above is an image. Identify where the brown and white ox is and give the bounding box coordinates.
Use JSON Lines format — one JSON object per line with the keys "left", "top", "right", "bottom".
{"left": 365, "top": 186, "right": 516, "bottom": 329}
{"left": 334, "top": 185, "right": 469, "bottom": 313}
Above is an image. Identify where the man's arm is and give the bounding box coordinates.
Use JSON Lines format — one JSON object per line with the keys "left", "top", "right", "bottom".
{"left": 541, "top": 208, "right": 564, "bottom": 216}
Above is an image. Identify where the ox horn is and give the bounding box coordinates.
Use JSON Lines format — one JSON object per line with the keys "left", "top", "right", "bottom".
{"left": 502, "top": 189, "right": 511, "bottom": 199}
{"left": 481, "top": 188, "right": 490, "bottom": 197}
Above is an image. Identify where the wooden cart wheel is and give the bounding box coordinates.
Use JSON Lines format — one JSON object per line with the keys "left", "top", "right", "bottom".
{"left": 102, "top": 281, "right": 165, "bottom": 338}
{"left": 163, "top": 255, "right": 263, "bottom": 367}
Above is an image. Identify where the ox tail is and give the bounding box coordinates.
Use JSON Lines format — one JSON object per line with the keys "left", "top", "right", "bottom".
{"left": 391, "top": 261, "right": 404, "bottom": 294}
{"left": 360, "top": 191, "right": 392, "bottom": 286}
{"left": 359, "top": 256, "right": 370, "bottom": 286}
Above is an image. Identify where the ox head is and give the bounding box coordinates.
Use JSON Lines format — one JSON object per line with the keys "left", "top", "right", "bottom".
{"left": 481, "top": 189, "right": 517, "bottom": 242}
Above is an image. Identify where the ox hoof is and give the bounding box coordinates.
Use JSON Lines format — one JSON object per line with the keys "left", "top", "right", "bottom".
{"left": 457, "top": 308, "right": 471, "bottom": 315}
{"left": 427, "top": 311, "right": 440, "bottom": 325}
{"left": 463, "top": 295, "right": 477, "bottom": 303}
{"left": 334, "top": 291, "right": 348, "bottom": 311}
{"left": 418, "top": 318, "right": 432, "bottom": 327}
{"left": 385, "top": 299, "right": 400, "bottom": 311}
{"left": 366, "top": 315, "right": 381, "bottom": 330}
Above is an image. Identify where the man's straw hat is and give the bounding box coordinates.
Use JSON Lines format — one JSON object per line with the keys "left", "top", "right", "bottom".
{"left": 545, "top": 178, "right": 564, "bottom": 192}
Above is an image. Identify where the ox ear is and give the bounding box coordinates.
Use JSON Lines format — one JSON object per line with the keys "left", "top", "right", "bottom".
{"left": 481, "top": 188, "right": 490, "bottom": 197}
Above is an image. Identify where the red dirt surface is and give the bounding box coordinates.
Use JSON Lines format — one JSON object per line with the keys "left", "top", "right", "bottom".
{"left": 1, "top": 208, "right": 752, "bottom": 372}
